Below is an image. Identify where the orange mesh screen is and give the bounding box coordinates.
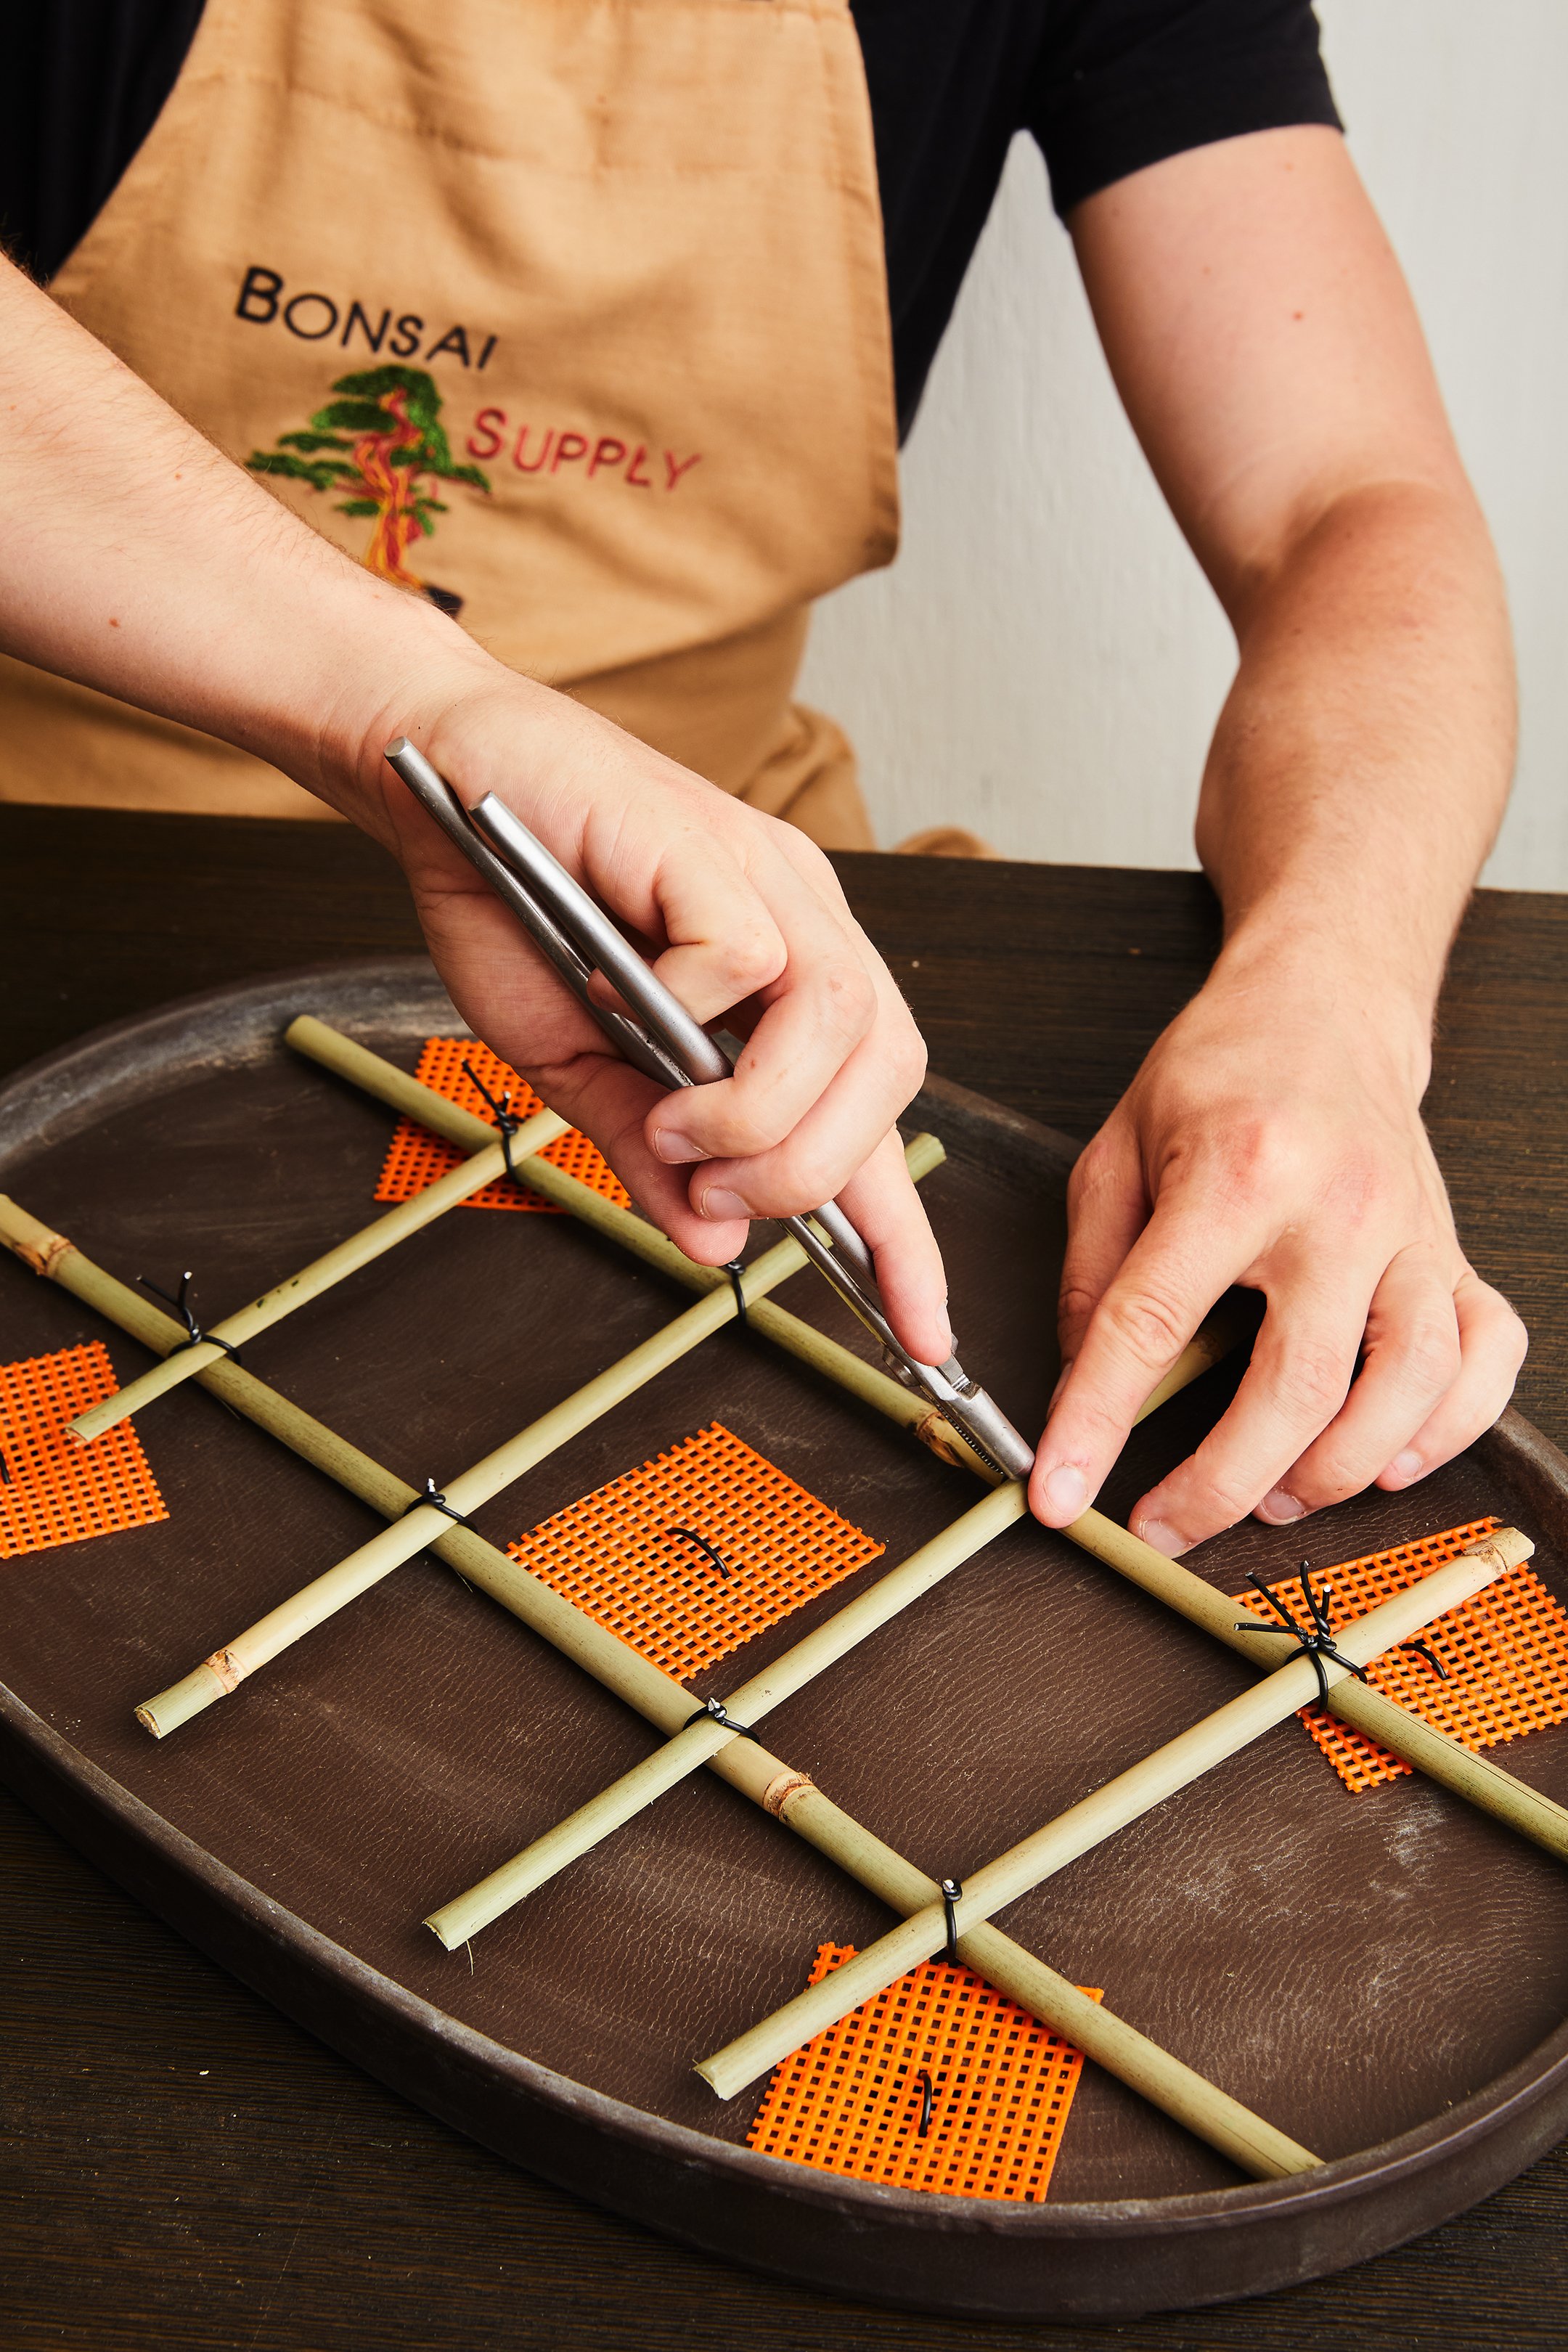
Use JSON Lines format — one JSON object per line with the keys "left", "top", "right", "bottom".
{"left": 507, "top": 1423, "right": 883, "bottom": 1681}
{"left": 0, "top": 1342, "right": 168, "bottom": 1560}
{"left": 747, "top": 1943, "right": 1101, "bottom": 2202}
{"left": 1231, "top": 1516, "right": 1568, "bottom": 1793}
{"left": 374, "top": 1037, "right": 630, "bottom": 1214}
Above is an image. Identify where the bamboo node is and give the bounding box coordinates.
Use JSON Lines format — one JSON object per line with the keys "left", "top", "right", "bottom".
{"left": 202, "top": 1646, "right": 247, "bottom": 1694}
{"left": 761, "top": 1769, "right": 816, "bottom": 1818}
{"left": 15, "top": 1227, "right": 72, "bottom": 1279}
{"left": 1461, "top": 1528, "right": 1535, "bottom": 1571}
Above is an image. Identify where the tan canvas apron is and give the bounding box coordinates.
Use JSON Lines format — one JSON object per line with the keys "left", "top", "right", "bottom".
{"left": 0, "top": 0, "right": 898, "bottom": 847}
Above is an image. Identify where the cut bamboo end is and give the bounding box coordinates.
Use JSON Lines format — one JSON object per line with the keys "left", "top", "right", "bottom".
{"left": 1058, "top": 1511, "right": 1568, "bottom": 1861}
{"left": 415, "top": 1738, "right": 800, "bottom": 1934}
{"left": 900, "top": 1130, "right": 945, "bottom": 1186}
{"left": 72, "top": 1352, "right": 217, "bottom": 1444}
{"left": 136, "top": 1662, "right": 230, "bottom": 1739}
{"left": 426, "top": 1716, "right": 735, "bottom": 1946}
{"left": 1461, "top": 1527, "right": 1534, "bottom": 1572}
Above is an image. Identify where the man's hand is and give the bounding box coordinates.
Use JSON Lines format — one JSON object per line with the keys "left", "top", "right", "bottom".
{"left": 1030, "top": 124, "right": 1523, "bottom": 1544}
{"left": 1030, "top": 935, "right": 1525, "bottom": 1550}
{"left": 359, "top": 660, "right": 950, "bottom": 1357}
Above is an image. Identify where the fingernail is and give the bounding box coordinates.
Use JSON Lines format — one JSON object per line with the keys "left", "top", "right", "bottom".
{"left": 1387, "top": 1448, "right": 1423, "bottom": 1486}
{"left": 651, "top": 1129, "right": 705, "bottom": 1164}
{"left": 1257, "top": 1486, "right": 1307, "bottom": 1524}
{"left": 699, "top": 1185, "right": 750, "bottom": 1222}
{"left": 1136, "top": 1517, "right": 1188, "bottom": 1557}
{"left": 1038, "top": 1463, "right": 1088, "bottom": 1524}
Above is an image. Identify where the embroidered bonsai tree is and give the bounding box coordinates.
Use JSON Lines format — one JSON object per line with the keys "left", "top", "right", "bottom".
{"left": 248, "top": 364, "right": 489, "bottom": 603}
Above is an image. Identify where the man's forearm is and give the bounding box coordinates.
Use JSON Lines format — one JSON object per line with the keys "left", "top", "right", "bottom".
{"left": 0, "top": 255, "right": 955, "bottom": 1356}
{"left": 1194, "top": 475, "right": 1515, "bottom": 1053}
{"left": 0, "top": 254, "right": 486, "bottom": 829}
{"left": 1035, "top": 128, "right": 1527, "bottom": 1550}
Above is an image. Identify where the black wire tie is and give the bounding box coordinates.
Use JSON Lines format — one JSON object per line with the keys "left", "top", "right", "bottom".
{"left": 936, "top": 1877, "right": 964, "bottom": 1968}
{"left": 679, "top": 1694, "right": 761, "bottom": 1741}
{"left": 137, "top": 1271, "right": 242, "bottom": 1362}
{"left": 668, "top": 1524, "right": 732, "bottom": 1578}
{"left": 1235, "top": 1563, "right": 1373, "bottom": 1706}
{"left": 723, "top": 1260, "right": 749, "bottom": 1326}
{"left": 1399, "top": 1638, "right": 1450, "bottom": 1681}
{"left": 914, "top": 2068, "right": 934, "bottom": 2139}
{"left": 462, "top": 1056, "right": 528, "bottom": 1194}
{"left": 404, "top": 1478, "right": 474, "bottom": 1530}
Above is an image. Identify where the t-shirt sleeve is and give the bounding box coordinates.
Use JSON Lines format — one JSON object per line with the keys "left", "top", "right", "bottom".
{"left": 1031, "top": 0, "right": 1342, "bottom": 220}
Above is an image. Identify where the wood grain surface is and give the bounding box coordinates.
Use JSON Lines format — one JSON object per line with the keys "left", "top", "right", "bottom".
{"left": 1, "top": 804, "right": 1564, "bottom": 2351}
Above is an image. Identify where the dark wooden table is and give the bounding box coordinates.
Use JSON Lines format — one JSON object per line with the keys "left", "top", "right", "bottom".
{"left": 1, "top": 805, "right": 1564, "bottom": 2351}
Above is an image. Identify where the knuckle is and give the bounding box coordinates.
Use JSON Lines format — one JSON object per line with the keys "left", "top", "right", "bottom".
{"left": 796, "top": 838, "right": 841, "bottom": 893}
{"left": 716, "top": 920, "right": 785, "bottom": 997}
{"left": 709, "top": 1106, "right": 791, "bottom": 1159}
{"left": 885, "top": 1022, "right": 927, "bottom": 1097}
{"left": 1206, "top": 1113, "right": 1320, "bottom": 1213}
{"left": 1484, "top": 1293, "right": 1530, "bottom": 1373}
{"left": 797, "top": 1146, "right": 856, "bottom": 1212}
{"left": 1458, "top": 1273, "right": 1530, "bottom": 1368}
{"left": 1101, "top": 1285, "right": 1190, "bottom": 1368}
{"left": 1058, "top": 1281, "right": 1103, "bottom": 1331}
{"left": 1201, "top": 1483, "right": 1259, "bottom": 1532}
{"left": 1394, "top": 1315, "right": 1463, "bottom": 1397}
{"left": 1294, "top": 1447, "right": 1363, "bottom": 1508}
{"left": 747, "top": 1140, "right": 842, "bottom": 1219}
{"left": 1184, "top": 1459, "right": 1260, "bottom": 1529}
{"left": 820, "top": 955, "right": 877, "bottom": 1041}
{"left": 1229, "top": 1142, "right": 1291, "bottom": 1211}
{"left": 1273, "top": 1339, "right": 1355, "bottom": 1423}
{"left": 1066, "top": 1133, "right": 1120, "bottom": 1211}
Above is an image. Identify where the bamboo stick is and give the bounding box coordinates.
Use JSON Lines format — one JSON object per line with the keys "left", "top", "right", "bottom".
{"left": 0, "top": 1192, "right": 1317, "bottom": 2179}
{"left": 698, "top": 1529, "right": 1530, "bottom": 2099}
{"left": 131, "top": 1104, "right": 957, "bottom": 1737}
{"left": 706, "top": 1739, "right": 1319, "bottom": 2178}
{"left": 70, "top": 1108, "right": 569, "bottom": 1442}
{"left": 1063, "top": 1509, "right": 1568, "bottom": 1863}
{"left": 0, "top": 1192, "right": 698, "bottom": 1720}
{"left": 134, "top": 1223, "right": 835, "bottom": 1736}
{"left": 284, "top": 1016, "right": 998, "bottom": 1477}
{"left": 425, "top": 1479, "right": 1029, "bottom": 1945}
{"left": 291, "top": 1016, "right": 1568, "bottom": 1866}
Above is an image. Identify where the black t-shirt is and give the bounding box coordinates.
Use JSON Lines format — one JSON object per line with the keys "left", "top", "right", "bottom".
{"left": 3, "top": 0, "right": 1339, "bottom": 436}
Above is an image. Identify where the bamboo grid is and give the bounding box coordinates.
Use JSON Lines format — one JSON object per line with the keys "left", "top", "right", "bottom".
{"left": 3, "top": 1013, "right": 1564, "bottom": 2192}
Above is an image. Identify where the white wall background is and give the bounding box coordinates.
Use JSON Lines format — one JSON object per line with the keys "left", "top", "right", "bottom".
{"left": 800, "top": 1, "right": 1568, "bottom": 887}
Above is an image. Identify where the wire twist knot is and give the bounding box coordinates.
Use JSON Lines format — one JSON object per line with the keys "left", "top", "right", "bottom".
{"left": 137, "top": 1271, "right": 242, "bottom": 1363}
{"left": 462, "top": 1057, "right": 531, "bottom": 1196}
